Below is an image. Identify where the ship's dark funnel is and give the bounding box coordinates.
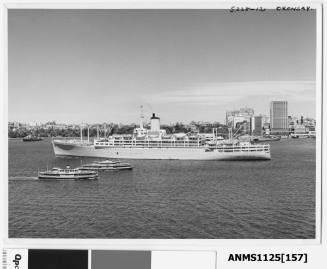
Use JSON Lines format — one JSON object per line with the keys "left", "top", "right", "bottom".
{"left": 151, "top": 113, "right": 160, "bottom": 119}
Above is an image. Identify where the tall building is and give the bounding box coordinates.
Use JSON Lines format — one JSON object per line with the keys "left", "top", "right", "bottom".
{"left": 270, "top": 101, "right": 288, "bottom": 135}
{"left": 252, "top": 116, "right": 263, "bottom": 136}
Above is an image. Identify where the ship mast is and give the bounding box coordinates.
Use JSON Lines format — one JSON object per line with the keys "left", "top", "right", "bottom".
{"left": 140, "top": 105, "right": 144, "bottom": 129}
{"left": 80, "top": 124, "right": 83, "bottom": 141}
{"left": 228, "top": 128, "right": 232, "bottom": 141}
{"left": 87, "top": 124, "right": 90, "bottom": 142}
{"left": 212, "top": 128, "right": 218, "bottom": 138}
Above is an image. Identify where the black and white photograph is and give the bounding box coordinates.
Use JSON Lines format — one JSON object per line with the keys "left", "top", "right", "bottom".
{"left": 7, "top": 7, "right": 320, "bottom": 239}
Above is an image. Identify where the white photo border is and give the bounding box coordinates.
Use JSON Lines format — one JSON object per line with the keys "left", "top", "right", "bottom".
{"left": 1, "top": 0, "right": 323, "bottom": 250}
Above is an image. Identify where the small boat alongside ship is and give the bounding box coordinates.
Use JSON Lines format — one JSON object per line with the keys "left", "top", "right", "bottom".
{"left": 79, "top": 160, "right": 133, "bottom": 171}
{"left": 38, "top": 165, "right": 98, "bottom": 180}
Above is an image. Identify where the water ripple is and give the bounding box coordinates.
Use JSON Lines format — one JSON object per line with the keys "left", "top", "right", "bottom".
{"left": 8, "top": 138, "right": 316, "bottom": 238}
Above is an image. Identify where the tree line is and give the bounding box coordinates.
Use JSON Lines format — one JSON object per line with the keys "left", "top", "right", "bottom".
{"left": 8, "top": 122, "right": 229, "bottom": 138}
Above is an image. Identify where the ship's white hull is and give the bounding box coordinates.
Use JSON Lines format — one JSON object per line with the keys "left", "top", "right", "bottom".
{"left": 53, "top": 141, "right": 271, "bottom": 160}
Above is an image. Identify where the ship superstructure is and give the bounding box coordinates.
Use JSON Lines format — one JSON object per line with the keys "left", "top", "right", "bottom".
{"left": 52, "top": 112, "right": 271, "bottom": 160}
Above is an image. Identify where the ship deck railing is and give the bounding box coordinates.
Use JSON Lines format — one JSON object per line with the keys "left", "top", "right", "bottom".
{"left": 94, "top": 140, "right": 270, "bottom": 152}
{"left": 52, "top": 138, "right": 93, "bottom": 146}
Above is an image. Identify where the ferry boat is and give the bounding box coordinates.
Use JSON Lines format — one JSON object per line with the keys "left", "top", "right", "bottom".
{"left": 79, "top": 160, "right": 133, "bottom": 171}
{"left": 23, "top": 134, "right": 43, "bottom": 142}
{"left": 38, "top": 165, "right": 98, "bottom": 180}
{"left": 52, "top": 112, "right": 271, "bottom": 161}
{"left": 251, "top": 135, "right": 281, "bottom": 142}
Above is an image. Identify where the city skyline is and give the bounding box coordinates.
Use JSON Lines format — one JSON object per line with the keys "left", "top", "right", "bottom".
{"left": 9, "top": 102, "right": 316, "bottom": 126}
{"left": 9, "top": 9, "right": 316, "bottom": 124}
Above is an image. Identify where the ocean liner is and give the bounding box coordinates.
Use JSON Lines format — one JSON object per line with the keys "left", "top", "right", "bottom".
{"left": 52, "top": 112, "right": 271, "bottom": 160}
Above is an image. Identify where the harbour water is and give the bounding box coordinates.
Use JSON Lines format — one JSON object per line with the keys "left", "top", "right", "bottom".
{"left": 8, "top": 138, "right": 316, "bottom": 238}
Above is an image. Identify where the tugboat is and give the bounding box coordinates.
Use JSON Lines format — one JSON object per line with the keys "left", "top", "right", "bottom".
{"left": 38, "top": 165, "right": 98, "bottom": 180}
{"left": 79, "top": 160, "right": 133, "bottom": 171}
{"left": 23, "top": 134, "right": 43, "bottom": 142}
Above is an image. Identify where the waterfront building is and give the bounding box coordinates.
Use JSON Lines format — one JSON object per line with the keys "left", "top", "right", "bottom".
{"left": 303, "top": 118, "right": 316, "bottom": 130}
{"left": 252, "top": 116, "right": 263, "bottom": 136}
{"left": 261, "top": 114, "right": 270, "bottom": 124}
{"left": 270, "top": 101, "right": 289, "bottom": 135}
{"left": 232, "top": 116, "right": 249, "bottom": 128}
{"left": 225, "top": 107, "right": 254, "bottom": 132}
{"left": 294, "top": 124, "right": 307, "bottom": 134}
{"left": 306, "top": 124, "right": 316, "bottom": 132}
{"left": 288, "top": 116, "right": 295, "bottom": 132}
{"left": 263, "top": 122, "right": 270, "bottom": 130}
{"left": 288, "top": 116, "right": 316, "bottom": 134}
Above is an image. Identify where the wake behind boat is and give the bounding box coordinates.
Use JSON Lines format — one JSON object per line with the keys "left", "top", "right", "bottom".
{"left": 38, "top": 165, "right": 98, "bottom": 180}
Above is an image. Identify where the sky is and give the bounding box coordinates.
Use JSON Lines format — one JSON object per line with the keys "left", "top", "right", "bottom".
{"left": 8, "top": 9, "right": 317, "bottom": 124}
